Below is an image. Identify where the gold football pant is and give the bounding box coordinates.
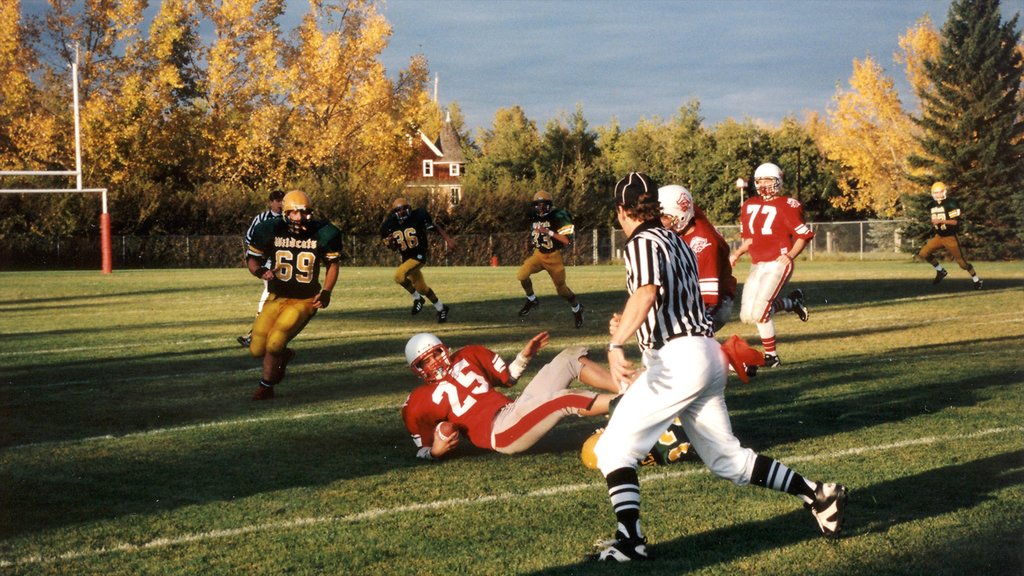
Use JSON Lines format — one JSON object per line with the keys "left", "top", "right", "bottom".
{"left": 249, "top": 293, "right": 316, "bottom": 357}
{"left": 394, "top": 258, "right": 430, "bottom": 294}
{"left": 918, "top": 234, "right": 973, "bottom": 271}
{"left": 517, "top": 250, "right": 574, "bottom": 300}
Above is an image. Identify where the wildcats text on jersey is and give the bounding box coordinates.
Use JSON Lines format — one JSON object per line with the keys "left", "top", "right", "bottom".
{"left": 275, "top": 237, "right": 318, "bottom": 250}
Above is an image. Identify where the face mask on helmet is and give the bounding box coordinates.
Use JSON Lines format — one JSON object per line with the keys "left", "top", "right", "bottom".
{"left": 753, "top": 163, "right": 783, "bottom": 200}
{"left": 282, "top": 190, "right": 313, "bottom": 234}
{"left": 405, "top": 333, "right": 451, "bottom": 384}
{"left": 658, "top": 185, "right": 695, "bottom": 233}
{"left": 931, "top": 182, "right": 947, "bottom": 202}
{"left": 392, "top": 199, "right": 412, "bottom": 223}
{"left": 532, "top": 191, "right": 553, "bottom": 217}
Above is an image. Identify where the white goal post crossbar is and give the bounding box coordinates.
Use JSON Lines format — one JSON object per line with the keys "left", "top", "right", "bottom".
{"left": 0, "top": 45, "right": 113, "bottom": 273}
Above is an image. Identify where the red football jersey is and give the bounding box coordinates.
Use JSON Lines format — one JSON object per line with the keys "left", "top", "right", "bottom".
{"left": 684, "top": 207, "right": 737, "bottom": 307}
{"left": 739, "top": 196, "right": 814, "bottom": 263}
{"left": 401, "top": 344, "right": 513, "bottom": 450}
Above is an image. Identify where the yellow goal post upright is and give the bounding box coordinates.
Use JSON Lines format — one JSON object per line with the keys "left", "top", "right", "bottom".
{"left": 0, "top": 44, "right": 112, "bottom": 273}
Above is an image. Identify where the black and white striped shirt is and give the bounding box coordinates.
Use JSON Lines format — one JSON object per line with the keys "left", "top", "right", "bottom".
{"left": 623, "top": 221, "right": 712, "bottom": 352}
{"left": 244, "top": 209, "right": 282, "bottom": 263}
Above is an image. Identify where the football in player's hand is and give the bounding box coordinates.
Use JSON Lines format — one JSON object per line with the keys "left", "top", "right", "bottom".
{"left": 435, "top": 421, "right": 459, "bottom": 442}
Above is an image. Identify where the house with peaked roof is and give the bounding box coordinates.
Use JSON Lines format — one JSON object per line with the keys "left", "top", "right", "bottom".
{"left": 405, "top": 112, "right": 466, "bottom": 209}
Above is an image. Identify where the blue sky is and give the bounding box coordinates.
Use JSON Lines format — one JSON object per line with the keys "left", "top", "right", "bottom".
{"left": 364, "top": 0, "right": 963, "bottom": 132}
{"left": 22, "top": 0, "right": 1020, "bottom": 133}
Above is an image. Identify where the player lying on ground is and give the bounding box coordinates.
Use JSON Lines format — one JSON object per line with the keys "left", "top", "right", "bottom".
{"left": 401, "top": 331, "right": 622, "bottom": 460}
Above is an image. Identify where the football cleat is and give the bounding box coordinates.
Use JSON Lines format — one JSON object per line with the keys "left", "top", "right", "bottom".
{"left": 592, "top": 537, "right": 649, "bottom": 562}
{"left": 745, "top": 364, "right": 759, "bottom": 378}
{"left": 973, "top": 279, "right": 983, "bottom": 290}
{"left": 237, "top": 335, "right": 252, "bottom": 348}
{"left": 763, "top": 353, "right": 781, "bottom": 368}
{"left": 573, "top": 304, "right": 585, "bottom": 329}
{"left": 789, "top": 289, "right": 809, "bottom": 322}
{"left": 437, "top": 305, "right": 450, "bottom": 324}
{"left": 807, "top": 482, "right": 848, "bottom": 538}
{"left": 932, "top": 269, "right": 948, "bottom": 284}
{"left": 411, "top": 296, "right": 425, "bottom": 315}
{"left": 518, "top": 298, "right": 540, "bottom": 317}
{"left": 252, "top": 383, "right": 275, "bottom": 401}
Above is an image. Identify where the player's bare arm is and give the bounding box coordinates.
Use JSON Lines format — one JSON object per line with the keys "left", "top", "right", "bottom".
{"left": 729, "top": 238, "right": 753, "bottom": 267}
{"left": 429, "top": 429, "right": 460, "bottom": 458}
{"left": 607, "top": 284, "right": 657, "bottom": 388}
{"left": 313, "top": 261, "right": 339, "bottom": 309}
{"left": 521, "top": 331, "right": 550, "bottom": 358}
{"left": 246, "top": 255, "right": 275, "bottom": 281}
{"left": 434, "top": 222, "right": 457, "bottom": 250}
{"left": 776, "top": 237, "right": 808, "bottom": 264}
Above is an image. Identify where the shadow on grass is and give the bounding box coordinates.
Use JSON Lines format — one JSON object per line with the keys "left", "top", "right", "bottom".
{"left": 524, "top": 449, "right": 1024, "bottom": 576}
{"left": 0, "top": 277, "right": 1020, "bottom": 540}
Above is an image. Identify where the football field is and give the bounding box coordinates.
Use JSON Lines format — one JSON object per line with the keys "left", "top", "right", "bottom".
{"left": 1, "top": 261, "right": 1022, "bottom": 575}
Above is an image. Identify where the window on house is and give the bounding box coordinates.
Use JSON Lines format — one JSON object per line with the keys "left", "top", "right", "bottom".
{"left": 449, "top": 163, "right": 460, "bottom": 176}
{"left": 423, "top": 160, "right": 433, "bottom": 177}
{"left": 450, "top": 186, "right": 461, "bottom": 206}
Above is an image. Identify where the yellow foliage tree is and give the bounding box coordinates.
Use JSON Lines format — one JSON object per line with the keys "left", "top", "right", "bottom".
{"left": 280, "top": 0, "right": 429, "bottom": 224}
{"left": 820, "top": 56, "right": 922, "bottom": 217}
{"left": 896, "top": 15, "right": 941, "bottom": 103}
{"left": 0, "top": 0, "right": 60, "bottom": 171}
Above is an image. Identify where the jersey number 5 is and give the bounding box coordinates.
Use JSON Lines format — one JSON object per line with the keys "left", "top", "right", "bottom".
{"left": 431, "top": 359, "right": 491, "bottom": 417}
{"left": 746, "top": 204, "right": 778, "bottom": 236}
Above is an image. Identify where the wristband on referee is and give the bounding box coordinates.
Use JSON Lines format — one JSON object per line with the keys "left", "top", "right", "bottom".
{"left": 253, "top": 266, "right": 269, "bottom": 278}
{"left": 607, "top": 343, "right": 625, "bottom": 352}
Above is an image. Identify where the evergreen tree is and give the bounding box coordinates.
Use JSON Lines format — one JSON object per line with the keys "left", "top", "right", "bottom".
{"left": 910, "top": 0, "right": 1023, "bottom": 259}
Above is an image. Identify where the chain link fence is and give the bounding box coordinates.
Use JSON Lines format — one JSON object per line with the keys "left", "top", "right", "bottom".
{"left": 2, "top": 220, "right": 912, "bottom": 270}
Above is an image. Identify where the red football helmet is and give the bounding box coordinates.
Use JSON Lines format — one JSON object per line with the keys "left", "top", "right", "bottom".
{"left": 405, "top": 333, "right": 451, "bottom": 384}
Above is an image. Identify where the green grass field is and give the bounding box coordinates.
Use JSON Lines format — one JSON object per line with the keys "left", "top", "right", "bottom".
{"left": 1, "top": 261, "right": 1022, "bottom": 575}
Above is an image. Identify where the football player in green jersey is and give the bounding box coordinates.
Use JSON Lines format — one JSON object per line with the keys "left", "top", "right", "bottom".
{"left": 245, "top": 190, "right": 343, "bottom": 400}
{"left": 516, "top": 190, "right": 585, "bottom": 328}
{"left": 380, "top": 198, "right": 456, "bottom": 323}
{"left": 918, "top": 182, "right": 982, "bottom": 289}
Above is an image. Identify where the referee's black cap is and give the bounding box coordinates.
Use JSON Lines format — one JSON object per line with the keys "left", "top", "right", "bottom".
{"left": 614, "top": 172, "right": 659, "bottom": 208}
{"left": 268, "top": 190, "right": 285, "bottom": 201}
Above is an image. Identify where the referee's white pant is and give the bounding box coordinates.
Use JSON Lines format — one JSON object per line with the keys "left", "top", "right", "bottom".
{"left": 594, "top": 336, "right": 756, "bottom": 485}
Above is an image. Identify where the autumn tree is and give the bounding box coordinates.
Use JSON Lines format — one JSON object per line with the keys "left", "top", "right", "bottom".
{"left": 201, "top": 0, "right": 287, "bottom": 190}
{"left": 910, "top": 0, "right": 1023, "bottom": 259}
{"left": 819, "top": 56, "right": 921, "bottom": 217}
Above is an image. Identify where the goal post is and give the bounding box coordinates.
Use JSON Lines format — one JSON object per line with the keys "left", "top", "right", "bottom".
{"left": 0, "top": 186, "right": 111, "bottom": 270}
{"left": 0, "top": 45, "right": 112, "bottom": 273}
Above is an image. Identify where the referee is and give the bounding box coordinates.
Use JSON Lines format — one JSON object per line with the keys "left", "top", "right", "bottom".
{"left": 237, "top": 190, "right": 285, "bottom": 347}
{"left": 591, "top": 172, "right": 848, "bottom": 562}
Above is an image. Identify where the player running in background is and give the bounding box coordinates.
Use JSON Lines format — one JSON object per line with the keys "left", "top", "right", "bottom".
{"left": 401, "top": 331, "right": 622, "bottom": 460}
{"left": 244, "top": 190, "right": 342, "bottom": 400}
{"left": 918, "top": 181, "right": 983, "bottom": 289}
{"left": 729, "top": 162, "right": 812, "bottom": 368}
{"left": 237, "top": 190, "right": 284, "bottom": 347}
{"left": 657, "top": 184, "right": 737, "bottom": 331}
{"left": 381, "top": 198, "right": 456, "bottom": 323}
{"left": 516, "top": 190, "right": 585, "bottom": 329}
{"left": 592, "top": 172, "right": 845, "bottom": 562}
